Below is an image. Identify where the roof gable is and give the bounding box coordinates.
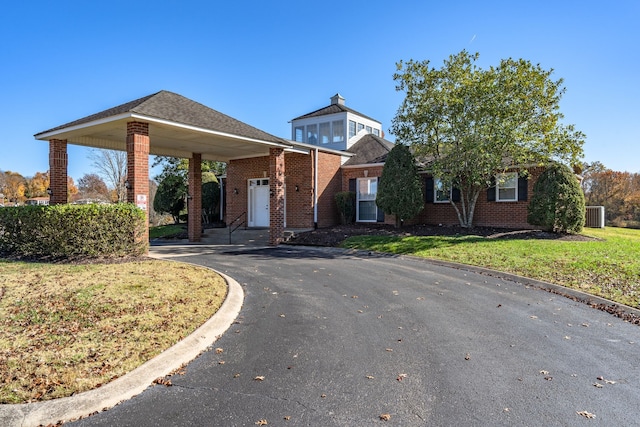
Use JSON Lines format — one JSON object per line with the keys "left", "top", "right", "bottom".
{"left": 291, "top": 102, "right": 381, "bottom": 124}
{"left": 35, "top": 90, "right": 284, "bottom": 145}
{"left": 343, "top": 134, "right": 395, "bottom": 166}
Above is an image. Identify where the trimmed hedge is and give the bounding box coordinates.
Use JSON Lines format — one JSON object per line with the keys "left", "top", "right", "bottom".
{"left": 0, "top": 204, "right": 147, "bottom": 259}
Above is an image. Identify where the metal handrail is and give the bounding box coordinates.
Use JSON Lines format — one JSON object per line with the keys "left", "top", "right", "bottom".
{"left": 228, "top": 211, "right": 247, "bottom": 244}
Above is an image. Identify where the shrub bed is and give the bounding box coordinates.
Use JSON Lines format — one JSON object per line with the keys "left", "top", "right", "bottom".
{"left": 0, "top": 204, "right": 147, "bottom": 259}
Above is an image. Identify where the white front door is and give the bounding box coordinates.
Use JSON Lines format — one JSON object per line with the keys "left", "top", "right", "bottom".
{"left": 248, "top": 179, "right": 270, "bottom": 227}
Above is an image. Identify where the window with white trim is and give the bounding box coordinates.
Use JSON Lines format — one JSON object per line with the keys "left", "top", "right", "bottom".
{"left": 496, "top": 172, "right": 518, "bottom": 201}
{"left": 357, "top": 177, "right": 378, "bottom": 222}
{"left": 434, "top": 178, "right": 452, "bottom": 203}
{"left": 319, "top": 122, "right": 331, "bottom": 144}
{"left": 373, "top": 128, "right": 380, "bottom": 137}
{"left": 357, "top": 123, "right": 365, "bottom": 132}
{"left": 348, "top": 120, "right": 356, "bottom": 138}
{"left": 332, "top": 120, "right": 345, "bottom": 143}
{"left": 294, "top": 126, "right": 304, "bottom": 142}
{"left": 306, "top": 124, "right": 318, "bottom": 144}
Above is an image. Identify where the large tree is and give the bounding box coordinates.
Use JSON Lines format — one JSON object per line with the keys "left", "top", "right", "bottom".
{"left": 77, "top": 173, "right": 110, "bottom": 201}
{"left": 89, "top": 149, "right": 127, "bottom": 202}
{"left": 376, "top": 144, "right": 424, "bottom": 227}
{"left": 391, "top": 50, "right": 585, "bottom": 227}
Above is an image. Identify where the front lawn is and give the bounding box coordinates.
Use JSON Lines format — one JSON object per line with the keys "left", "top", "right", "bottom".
{"left": 0, "top": 260, "right": 226, "bottom": 404}
{"left": 341, "top": 227, "right": 640, "bottom": 308}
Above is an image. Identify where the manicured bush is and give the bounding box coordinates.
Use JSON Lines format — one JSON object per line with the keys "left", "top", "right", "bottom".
{"left": 335, "top": 192, "right": 355, "bottom": 224}
{"left": 528, "top": 163, "right": 585, "bottom": 233}
{"left": 0, "top": 204, "right": 147, "bottom": 259}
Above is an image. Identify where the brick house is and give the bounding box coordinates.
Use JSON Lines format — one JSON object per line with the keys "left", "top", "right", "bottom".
{"left": 35, "top": 91, "right": 540, "bottom": 248}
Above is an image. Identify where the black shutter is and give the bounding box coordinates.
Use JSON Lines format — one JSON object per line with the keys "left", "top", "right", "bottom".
{"left": 518, "top": 176, "right": 528, "bottom": 201}
{"left": 452, "top": 187, "right": 461, "bottom": 202}
{"left": 487, "top": 176, "right": 496, "bottom": 201}
{"left": 376, "top": 177, "right": 385, "bottom": 222}
{"left": 349, "top": 178, "right": 357, "bottom": 223}
{"left": 425, "top": 177, "right": 434, "bottom": 203}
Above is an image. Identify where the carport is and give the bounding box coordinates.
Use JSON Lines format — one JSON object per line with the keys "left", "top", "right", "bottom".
{"left": 34, "top": 90, "right": 294, "bottom": 247}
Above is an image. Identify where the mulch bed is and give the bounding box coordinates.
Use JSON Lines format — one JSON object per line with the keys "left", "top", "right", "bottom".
{"left": 286, "top": 223, "right": 594, "bottom": 247}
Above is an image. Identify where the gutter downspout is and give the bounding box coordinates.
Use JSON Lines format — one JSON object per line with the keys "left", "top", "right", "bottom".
{"left": 314, "top": 147, "right": 318, "bottom": 229}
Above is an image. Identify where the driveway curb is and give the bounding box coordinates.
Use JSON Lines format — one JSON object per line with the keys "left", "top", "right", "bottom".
{"left": 0, "top": 267, "right": 244, "bottom": 427}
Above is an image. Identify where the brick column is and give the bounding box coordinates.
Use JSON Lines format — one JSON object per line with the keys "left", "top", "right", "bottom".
{"left": 269, "top": 147, "right": 285, "bottom": 245}
{"left": 48, "top": 139, "right": 68, "bottom": 205}
{"left": 188, "top": 153, "right": 202, "bottom": 242}
{"left": 126, "top": 122, "right": 150, "bottom": 246}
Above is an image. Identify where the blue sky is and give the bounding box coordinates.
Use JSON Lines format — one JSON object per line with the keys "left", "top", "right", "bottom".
{"left": 1, "top": 0, "right": 638, "bottom": 181}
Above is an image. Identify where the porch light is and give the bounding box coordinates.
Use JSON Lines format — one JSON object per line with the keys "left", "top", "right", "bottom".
{"left": 46, "top": 188, "right": 53, "bottom": 196}
{"left": 124, "top": 179, "right": 132, "bottom": 190}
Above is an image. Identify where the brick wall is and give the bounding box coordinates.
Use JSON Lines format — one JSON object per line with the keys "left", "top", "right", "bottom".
{"left": 48, "top": 139, "right": 68, "bottom": 205}
{"left": 341, "top": 166, "right": 395, "bottom": 225}
{"left": 226, "top": 151, "right": 344, "bottom": 230}
{"left": 415, "top": 167, "right": 544, "bottom": 228}
{"left": 188, "top": 154, "right": 202, "bottom": 242}
{"left": 126, "top": 122, "right": 150, "bottom": 245}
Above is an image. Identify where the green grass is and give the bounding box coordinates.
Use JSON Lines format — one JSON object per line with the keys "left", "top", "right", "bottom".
{"left": 341, "top": 227, "right": 640, "bottom": 308}
{"left": 149, "top": 224, "right": 185, "bottom": 239}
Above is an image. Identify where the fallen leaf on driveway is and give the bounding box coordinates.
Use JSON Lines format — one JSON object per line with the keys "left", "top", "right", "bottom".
{"left": 255, "top": 419, "right": 268, "bottom": 425}
{"left": 254, "top": 376, "right": 265, "bottom": 381}
{"left": 465, "top": 353, "right": 471, "bottom": 360}
{"left": 380, "top": 413, "right": 391, "bottom": 421}
{"left": 576, "top": 411, "right": 596, "bottom": 419}
{"left": 279, "top": 314, "right": 286, "bottom": 318}
{"left": 215, "top": 347, "right": 224, "bottom": 354}
{"left": 386, "top": 348, "right": 393, "bottom": 352}
{"left": 530, "top": 315, "right": 538, "bottom": 319}
{"left": 593, "top": 383, "right": 603, "bottom": 388}
{"left": 397, "top": 373, "right": 408, "bottom": 381}
{"left": 539, "top": 370, "right": 550, "bottom": 375}
{"left": 366, "top": 375, "right": 375, "bottom": 379}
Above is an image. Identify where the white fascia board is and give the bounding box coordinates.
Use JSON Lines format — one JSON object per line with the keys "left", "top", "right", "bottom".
{"left": 34, "top": 113, "right": 133, "bottom": 140}
{"left": 341, "top": 162, "right": 386, "bottom": 169}
{"left": 131, "top": 114, "right": 293, "bottom": 149}
{"left": 285, "top": 139, "right": 354, "bottom": 157}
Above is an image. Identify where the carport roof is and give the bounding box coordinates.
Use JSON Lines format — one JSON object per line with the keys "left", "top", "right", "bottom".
{"left": 34, "top": 90, "right": 293, "bottom": 162}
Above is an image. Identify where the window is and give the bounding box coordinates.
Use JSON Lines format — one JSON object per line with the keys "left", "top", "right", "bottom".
{"left": 496, "top": 172, "right": 517, "bottom": 201}
{"left": 373, "top": 128, "right": 380, "bottom": 137}
{"left": 319, "top": 122, "right": 331, "bottom": 144}
{"left": 294, "top": 126, "right": 304, "bottom": 142}
{"left": 357, "top": 177, "right": 377, "bottom": 222}
{"left": 365, "top": 125, "right": 372, "bottom": 134}
{"left": 434, "top": 178, "right": 451, "bottom": 203}
{"left": 332, "top": 120, "right": 345, "bottom": 143}
{"left": 349, "top": 120, "right": 356, "bottom": 138}
{"left": 357, "top": 123, "right": 365, "bottom": 132}
{"left": 306, "top": 124, "right": 318, "bottom": 145}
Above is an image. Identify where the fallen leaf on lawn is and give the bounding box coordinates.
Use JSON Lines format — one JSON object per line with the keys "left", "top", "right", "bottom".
{"left": 254, "top": 376, "right": 265, "bottom": 381}
{"left": 397, "top": 373, "right": 408, "bottom": 381}
{"left": 380, "top": 413, "right": 391, "bottom": 421}
{"left": 576, "top": 411, "right": 596, "bottom": 419}
{"left": 255, "top": 420, "right": 268, "bottom": 425}
{"left": 215, "top": 347, "right": 224, "bottom": 354}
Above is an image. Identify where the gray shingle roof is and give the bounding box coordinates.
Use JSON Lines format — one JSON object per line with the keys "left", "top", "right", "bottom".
{"left": 35, "top": 90, "right": 286, "bottom": 144}
{"left": 291, "top": 103, "right": 381, "bottom": 124}
{"left": 343, "top": 134, "right": 395, "bottom": 166}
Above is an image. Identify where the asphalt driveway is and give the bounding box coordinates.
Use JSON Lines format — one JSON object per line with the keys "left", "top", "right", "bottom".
{"left": 69, "top": 246, "right": 640, "bottom": 426}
